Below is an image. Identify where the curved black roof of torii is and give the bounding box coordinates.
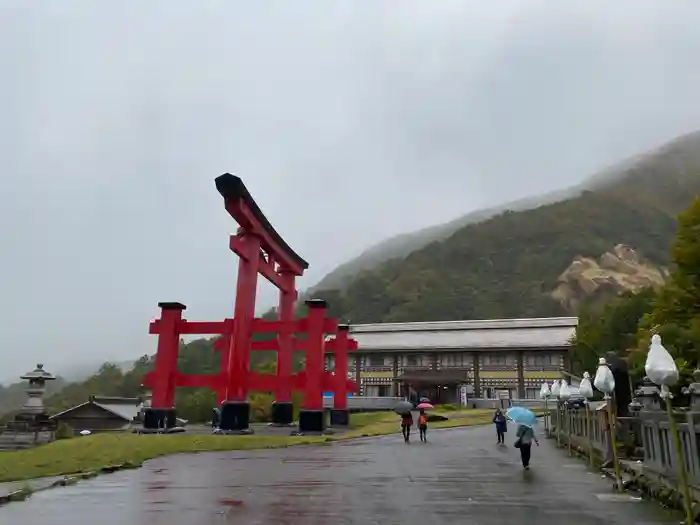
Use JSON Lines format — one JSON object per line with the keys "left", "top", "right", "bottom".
{"left": 215, "top": 173, "right": 309, "bottom": 272}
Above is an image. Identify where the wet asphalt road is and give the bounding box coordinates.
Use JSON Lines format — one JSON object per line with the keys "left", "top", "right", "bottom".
{"left": 0, "top": 424, "right": 680, "bottom": 525}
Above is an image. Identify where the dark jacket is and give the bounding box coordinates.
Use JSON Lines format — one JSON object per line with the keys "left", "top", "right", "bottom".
{"left": 493, "top": 412, "right": 507, "bottom": 432}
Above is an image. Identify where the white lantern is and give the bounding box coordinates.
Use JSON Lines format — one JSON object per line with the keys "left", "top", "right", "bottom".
{"left": 559, "top": 379, "right": 571, "bottom": 400}
{"left": 643, "top": 335, "right": 693, "bottom": 522}
{"left": 579, "top": 371, "right": 594, "bottom": 399}
{"left": 551, "top": 380, "right": 561, "bottom": 397}
{"left": 594, "top": 357, "right": 615, "bottom": 395}
{"left": 645, "top": 334, "right": 679, "bottom": 388}
{"left": 540, "top": 382, "right": 551, "bottom": 399}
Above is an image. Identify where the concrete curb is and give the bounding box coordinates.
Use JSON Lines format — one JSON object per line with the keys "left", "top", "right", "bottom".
{"left": 0, "top": 463, "right": 141, "bottom": 508}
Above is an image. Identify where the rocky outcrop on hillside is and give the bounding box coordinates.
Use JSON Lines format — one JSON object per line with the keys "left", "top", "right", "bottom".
{"left": 550, "top": 244, "right": 667, "bottom": 312}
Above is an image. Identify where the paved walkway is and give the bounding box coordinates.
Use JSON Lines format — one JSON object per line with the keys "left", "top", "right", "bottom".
{"left": 0, "top": 425, "right": 680, "bottom": 524}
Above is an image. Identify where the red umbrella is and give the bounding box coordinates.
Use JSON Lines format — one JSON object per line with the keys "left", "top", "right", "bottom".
{"left": 417, "top": 402, "right": 434, "bottom": 409}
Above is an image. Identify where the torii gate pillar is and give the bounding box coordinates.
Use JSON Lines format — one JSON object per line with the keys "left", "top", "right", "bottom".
{"left": 270, "top": 271, "right": 297, "bottom": 426}
{"left": 328, "top": 324, "right": 358, "bottom": 427}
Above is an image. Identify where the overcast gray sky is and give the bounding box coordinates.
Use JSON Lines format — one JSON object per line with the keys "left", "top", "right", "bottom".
{"left": 2, "top": 1, "right": 700, "bottom": 383}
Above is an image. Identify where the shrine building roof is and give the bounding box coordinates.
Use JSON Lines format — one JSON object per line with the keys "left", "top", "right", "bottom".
{"left": 348, "top": 317, "right": 577, "bottom": 353}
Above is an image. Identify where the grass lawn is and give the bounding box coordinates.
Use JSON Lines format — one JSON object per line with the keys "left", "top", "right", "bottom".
{"left": 0, "top": 408, "right": 541, "bottom": 483}
{"left": 0, "top": 434, "right": 328, "bottom": 483}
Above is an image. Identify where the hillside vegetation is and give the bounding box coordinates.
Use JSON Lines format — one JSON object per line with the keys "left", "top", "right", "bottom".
{"left": 309, "top": 130, "right": 700, "bottom": 298}
{"left": 311, "top": 131, "right": 700, "bottom": 322}
{"left": 309, "top": 182, "right": 587, "bottom": 294}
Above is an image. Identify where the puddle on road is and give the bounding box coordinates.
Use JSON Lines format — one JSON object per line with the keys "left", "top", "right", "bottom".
{"left": 219, "top": 499, "right": 243, "bottom": 507}
{"left": 145, "top": 483, "right": 171, "bottom": 491}
{"left": 595, "top": 493, "right": 643, "bottom": 502}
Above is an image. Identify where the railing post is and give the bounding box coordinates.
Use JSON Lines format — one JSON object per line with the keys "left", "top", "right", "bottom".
{"left": 604, "top": 395, "right": 623, "bottom": 491}
{"left": 683, "top": 369, "right": 700, "bottom": 485}
{"left": 566, "top": 404, "right": 572, "bottom": 456}
{"left": 636, "top": 376, "right": 662, "bottom": 470}
{"left": 663, "top": 389, "right": 693, "bottom": 525}
{"left": 628, "top": 396, "right": 643, "bottom": 458}
{"left": 585, "top": 403, "right": 594, "bottom": 467}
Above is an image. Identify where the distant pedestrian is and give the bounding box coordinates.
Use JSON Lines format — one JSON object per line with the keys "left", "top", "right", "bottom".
{"left": 418, "top": 410, "right": 428, "bottom": 442}
{"left": 493, "top": 408, "right": 507, "bottom": 444}
{"left": 514, "top": 424, "right": 539, "bottom": 469}
{"left": 401, "top": 412, "right": 413, "bottom": 443}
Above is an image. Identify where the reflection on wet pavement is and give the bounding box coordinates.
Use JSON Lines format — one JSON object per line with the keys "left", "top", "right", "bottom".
{"left": 0, "top": 425, "right": 681, "bottom": 524}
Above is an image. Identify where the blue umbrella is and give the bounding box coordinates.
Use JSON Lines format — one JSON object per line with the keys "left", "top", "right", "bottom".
{"left": 506, "top": 406, "right": 538, "bottom": 427}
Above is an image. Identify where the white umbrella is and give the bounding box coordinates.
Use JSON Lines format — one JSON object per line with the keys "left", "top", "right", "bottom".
{"left": 579, "top": 372, "right": 594, "bottom": 399}
{"left": 645, "top": 334, "right": 679, "bottom": 391}
{"left": 593, "top": 357, "right": 615, "bottom": 395}
{"left": 559, "top": 379, "right": 570, "bottom": 400}
{"left": 645, "top": 334, "right": 691, "bottom": 524}
{"left": 579, "top": 371, "right": 595, "bottom": 468}
{"left": 559, "top": 380, "right": 572, "bottom": 456}
{"left": 593, "top": 357, "right": 621, "bottom": 491}
{"left": 540, "top": 382, "right": 552, "bottom": 433}
{"left": 551, "top": 380, "right": 561, "bottom": 397}
{"left": 79, "top": 430, "right": 91, "bottom": 436}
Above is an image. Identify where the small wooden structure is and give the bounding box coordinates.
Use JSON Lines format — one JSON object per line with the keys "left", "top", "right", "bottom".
{"left": 50, "top": 396, "right": 142, "bottom": 434}
{"left": 51, "top": 395, "right": 188, "bottom": 434}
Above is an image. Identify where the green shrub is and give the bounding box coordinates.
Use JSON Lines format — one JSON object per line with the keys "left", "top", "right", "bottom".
{"left": 438, "top": 403, "right": 460, "bottom": 411}
{"left": 55, "top": 422, "right": 74, "bottom": 440}
{"left": 249, "top": 393, "right": 274, "bottom": 422}
{"left": 250, "top": 391, "right": 305, "bottom": 422}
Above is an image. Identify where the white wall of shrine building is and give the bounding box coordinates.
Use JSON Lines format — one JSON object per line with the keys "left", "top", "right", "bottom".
{"left": 323, "top": 317, "right": 577, "bottom": 403}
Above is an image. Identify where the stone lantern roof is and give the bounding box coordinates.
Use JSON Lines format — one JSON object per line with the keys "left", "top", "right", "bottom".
{"left": 20, "top": 364, "right": 55, "bottom": 381}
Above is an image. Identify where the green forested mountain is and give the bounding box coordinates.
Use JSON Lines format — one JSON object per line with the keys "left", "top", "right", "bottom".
{"left": 308, "top": 183, "right": 589, "bottom": 295}
{"left": 309, "top": 130, "right": 700, "bottom": 298}
{"left": 310, "top": 131, "right": 700, "bottom": 323}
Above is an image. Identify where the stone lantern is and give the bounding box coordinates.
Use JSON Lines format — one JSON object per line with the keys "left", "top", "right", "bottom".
{"left": 634, "top": 376, "right": 660, "bottom": 411}
{"left": 19, "top": 364, "right": 55, "bottom": 417}
{"left": 682, "top": 368, "right": 700, "bottom": 412}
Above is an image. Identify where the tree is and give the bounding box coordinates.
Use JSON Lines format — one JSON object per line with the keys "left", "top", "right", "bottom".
{"left": 634, "top": 196, "right": 700, "bottom": 385}
{"left": 571, "top": 288, "right": 656, "bottom": 376}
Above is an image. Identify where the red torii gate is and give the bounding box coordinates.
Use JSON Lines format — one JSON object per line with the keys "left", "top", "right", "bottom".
{"left": 325, "top": 324, "right": 359, "bottom": 426}
{"left": 142, "top": 174, "right": 357, "bottom": 432}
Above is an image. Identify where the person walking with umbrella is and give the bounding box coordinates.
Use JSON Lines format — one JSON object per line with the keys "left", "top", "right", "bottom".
{"left": 400, "top": 411, "right": 413, "bottom": 443}
{"left": 506, "top": 407, "right": 540, "bottom": 469}
{"left": 416, "top": 402, "right": 433, "bottom": 442}
{"left": 492, "top": 408, "right": 507, "bottom": 444}
{"left": 394, "top": 400, "right": 414, "bottom": 444}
